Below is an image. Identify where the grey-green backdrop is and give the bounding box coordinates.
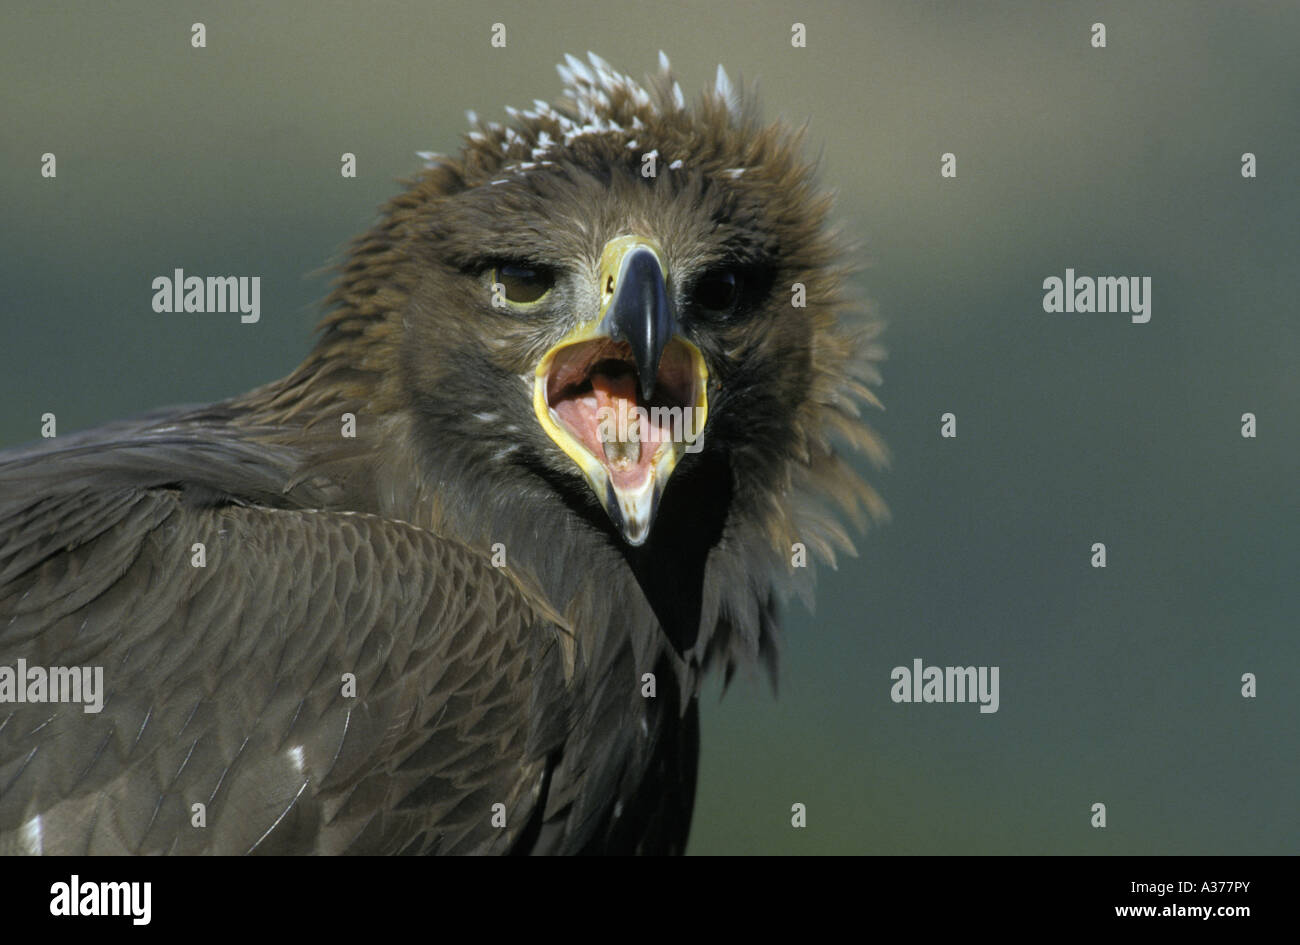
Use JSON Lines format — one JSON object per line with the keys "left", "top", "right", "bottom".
{"left": 2, "top": 0, "right": 1296, "bottom": 854}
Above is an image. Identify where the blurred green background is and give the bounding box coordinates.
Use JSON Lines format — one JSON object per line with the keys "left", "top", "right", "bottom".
{"left": 2, "top": 1, "right": 1295, "bottom": 854}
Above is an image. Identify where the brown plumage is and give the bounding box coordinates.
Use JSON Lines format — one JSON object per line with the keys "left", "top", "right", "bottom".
{"left": 0, "top": 53, "right": 885, "bottom": 854}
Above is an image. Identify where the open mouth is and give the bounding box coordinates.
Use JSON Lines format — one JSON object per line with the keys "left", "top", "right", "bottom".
{"left": 545, "top": 338, "right": 701, "bottom": 492}
{"left": 528, "top": 233, "right": 708, "bottom": 545}
{"left": 534, "top": 335, "right": 708, "bottom": 544}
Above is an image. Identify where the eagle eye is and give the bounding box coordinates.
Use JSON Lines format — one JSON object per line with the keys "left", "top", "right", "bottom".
{"left": 691, "top": 269, "right": 740, "bottom": 313}
{"left": 494, "top": 263, "right": 554, "bottom": 305}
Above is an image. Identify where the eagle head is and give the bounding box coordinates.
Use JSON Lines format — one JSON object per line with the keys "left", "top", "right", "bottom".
{"left": 297, "top": 52, "right": 886, "bottom": 583}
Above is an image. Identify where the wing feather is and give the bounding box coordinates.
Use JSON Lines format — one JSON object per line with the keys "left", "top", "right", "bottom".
{"left": 0, "top": 421, "right": 572, "bottom": 855}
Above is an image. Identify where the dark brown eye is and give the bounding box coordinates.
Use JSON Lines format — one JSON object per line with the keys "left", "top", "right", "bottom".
{"left": 692, "top": 269, "right": 739, "bottom": 312}
{"left": 494, "top": 263, "right": 554, "bottom": 304}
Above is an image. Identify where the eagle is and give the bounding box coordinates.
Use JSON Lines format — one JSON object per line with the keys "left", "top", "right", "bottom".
{"left": 0, "top": 52, "right": 885, "bottom": 855}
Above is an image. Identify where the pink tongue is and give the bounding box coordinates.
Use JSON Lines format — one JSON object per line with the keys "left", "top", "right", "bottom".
{"left": 590, "top": 371, "right": 654, "bottom": 487}
{"left": 591, "top": 370, "right": 638, "bottom": 427}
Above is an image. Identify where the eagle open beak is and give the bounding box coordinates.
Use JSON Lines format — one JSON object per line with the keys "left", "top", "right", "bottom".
{"left": 534, "top": 236, "right": 708, "bottom": 545}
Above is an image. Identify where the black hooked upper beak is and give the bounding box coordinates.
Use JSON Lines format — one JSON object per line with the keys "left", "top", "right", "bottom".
{"left": 599, "top": 244, "right": 676, "bottom": 401}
